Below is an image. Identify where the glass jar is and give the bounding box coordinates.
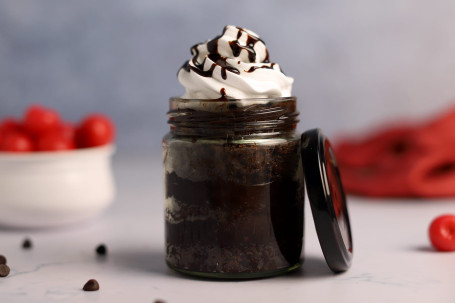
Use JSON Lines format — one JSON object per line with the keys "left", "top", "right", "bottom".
{"left": 163, "top": 97, "right": 304, "bottom": 279}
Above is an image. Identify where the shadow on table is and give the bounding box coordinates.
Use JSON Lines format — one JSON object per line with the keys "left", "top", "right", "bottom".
{"left": 110, "top": 250, "right": 334, "bottom": 280}
{"left": 410, "top": 245, "right": 434, "bottom": 253}
{"left": 111, "top": 249, "right": 170, "bottom": 276}
{"left": 282, "top": 256, "right": 334, "bottom": 279}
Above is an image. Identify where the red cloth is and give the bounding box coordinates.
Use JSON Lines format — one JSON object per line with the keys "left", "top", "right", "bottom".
{"left": 334, "top": 107, "right": 455, "bottom": 198}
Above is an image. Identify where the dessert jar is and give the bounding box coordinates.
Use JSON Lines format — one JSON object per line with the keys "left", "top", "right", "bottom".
{"left": 163, "top": 97, "right": 304, "bottom": 279}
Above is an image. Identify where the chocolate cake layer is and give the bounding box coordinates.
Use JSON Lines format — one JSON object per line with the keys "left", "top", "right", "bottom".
{"left": 164, "top": 138, "right": 304, "bottom": 274}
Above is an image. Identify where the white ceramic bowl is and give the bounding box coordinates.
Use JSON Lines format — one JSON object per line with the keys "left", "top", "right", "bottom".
{"left": 0, "top": 145, "right": 115, "bottom": 228}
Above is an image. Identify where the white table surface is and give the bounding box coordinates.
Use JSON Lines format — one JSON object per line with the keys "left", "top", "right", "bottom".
{"left": 1, "top": 152, "right": 455, "bottom": 303}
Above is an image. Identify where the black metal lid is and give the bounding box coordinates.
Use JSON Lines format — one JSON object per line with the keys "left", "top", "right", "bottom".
{"left": 301, "top": 129, "right": 353, "bottom": 273}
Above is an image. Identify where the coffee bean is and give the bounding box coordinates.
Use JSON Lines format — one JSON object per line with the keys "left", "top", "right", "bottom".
{"left": 154, "top": 300, "right": 166, "bottom": 303}
{"left": 22, "top": 238, "right": 32, "bottom": 249}
{"left": 0, "top": 255, "right": 6, "bottom": 265}
{"left": 95, "top": 244, "right": 107, "bottom": 256}
{"left": 83, "top": 279, "right": 99, "bottom": 291}
{"left": 0, "top": 264, "right": 10, "bottom": 277}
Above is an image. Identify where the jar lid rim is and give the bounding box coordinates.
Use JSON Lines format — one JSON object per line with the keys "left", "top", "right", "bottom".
{"left": 301, "top": 128, "right": 353, "bottom": 273}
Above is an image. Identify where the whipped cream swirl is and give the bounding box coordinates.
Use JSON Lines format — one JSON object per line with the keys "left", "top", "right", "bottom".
{"left": 178, "top": 25, "right": 293, "bottom": 99}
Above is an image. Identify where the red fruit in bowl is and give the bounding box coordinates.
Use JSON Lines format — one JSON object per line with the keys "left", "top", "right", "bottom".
{"left": 0, "top": 118, "right": 21, "bottom": 146}
{"left": 58, "top": 123, "right": 76, "bottom": 142}
{"left": 24, "top": 105, "right": 61, "bottom": 136}
{"left": 37, "top": 132, "right": 75, "bottom": 151}
{"left": 76, "top": 114, "right": 115, "bottom": 148}
{"left": 0, "top": 118, "right": 21, "bottom": 133}
{"left": 429, "top": 214, "right": 455, "bottom": 252}
{"left": 0, "top": 131, "right": 35, "bottom": 152}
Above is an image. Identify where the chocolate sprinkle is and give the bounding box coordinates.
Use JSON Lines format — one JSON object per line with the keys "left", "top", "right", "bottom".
{"left": 95, "top": 244, "right": 107, "bottom": 256}
{"left": 22, "top": 238, "right": 32, "bottom": 249}
{"left": 0, "top": 255, "right": 6, "bottom": 265}
{"left": 83, "top": 279, "right": 99, "bottom": 291}
{"left": 0, "top": 264, "right": 10, "bottom": 277}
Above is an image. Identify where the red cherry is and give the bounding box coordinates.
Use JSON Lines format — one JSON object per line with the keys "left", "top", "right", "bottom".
{"left": 58, "top": 123, "right": 76, "bottom": 142}
{"left": 0, "top": 118, "right": 21, "bottom": 146}
{"left": 0, "top": 118, "right": 21, "bottom": 132}
{"left": 0, "top": 131, "right": 35, "bottom": 152}
{"left": 24, "top": 105, "right": 61, "bottom": 136}
{"left": 429, "top": 214, "right": 455, "bottom": 252}
{"left": 37, "top": 132, "right": 75, "bottom": 151}
{"left": 76, "top": 114, "right": 115, "bottom": 148}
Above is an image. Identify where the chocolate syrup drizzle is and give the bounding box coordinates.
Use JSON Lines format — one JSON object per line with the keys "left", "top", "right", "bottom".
{"left": 181, "top": 26, "right": 272, "bottom": 82}
{"left": 245, "top": 63, "right": 277, "bottom": 73}
{"left": 227, "top": 26, "right": 269, "bottom": 63}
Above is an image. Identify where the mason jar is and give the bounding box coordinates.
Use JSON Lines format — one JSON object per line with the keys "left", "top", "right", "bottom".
{"left": 163, "top": 96, "right": 304, "bottom": 279}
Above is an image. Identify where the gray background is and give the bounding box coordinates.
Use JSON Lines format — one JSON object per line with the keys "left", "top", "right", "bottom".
{"left": 1, "top": 0, "right": 455, "bottom": 152}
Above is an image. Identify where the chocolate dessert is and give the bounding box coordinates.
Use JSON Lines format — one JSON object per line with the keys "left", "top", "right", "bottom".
{"left": 165, "top": 26, "right": 302, "bottom": 278}
{"left": 164, "top": 99, "right": 304, "bottom": 277}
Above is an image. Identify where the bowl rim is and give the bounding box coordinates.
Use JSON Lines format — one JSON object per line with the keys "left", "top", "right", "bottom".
{"left": 0, "top": 144, "right": 115, "bottom": 160}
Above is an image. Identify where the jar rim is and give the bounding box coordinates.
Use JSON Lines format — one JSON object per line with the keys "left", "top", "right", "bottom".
{"left": 167, "top": 96, "right": 298, "bottom": 138}
{"left": 169, "top": 96, "right": 297, "bottom": 113}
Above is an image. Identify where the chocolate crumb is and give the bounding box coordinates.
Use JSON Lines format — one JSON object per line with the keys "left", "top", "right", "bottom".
{"left": 83, "top": 279, "right": 99, "bottom": 291}
{"left": 95, "top": 244, "right": 107, "bottom": 256}
{"left": 154, "top": 300, "right": 166, "bottom": 303}
{"left": 0, "top": 255, "right": 6, "bottom": 265}
{"left": 22, "top": 238, "right": 32, "bottom": 249}
{"left": 0, "top": 264, "right": 10, "bottom": 277}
